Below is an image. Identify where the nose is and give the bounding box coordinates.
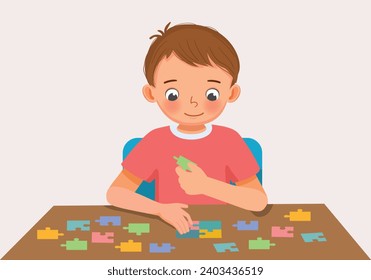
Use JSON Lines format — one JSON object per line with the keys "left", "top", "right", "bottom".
{"left": 190, "top": 96, "right": 198, "bottom": 107}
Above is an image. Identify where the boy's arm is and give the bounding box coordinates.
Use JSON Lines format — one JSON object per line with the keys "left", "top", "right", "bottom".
{"left": 176, "top": 164, "right": 268, "bottom": 211}
{"left": 106, "top": 169, "right": 192, "bottom": 234}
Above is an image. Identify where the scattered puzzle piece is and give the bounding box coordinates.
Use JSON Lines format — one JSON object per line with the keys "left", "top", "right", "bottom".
{"left": 149, "top": 243, "right": 175, "bottom": 253}
{"left": 173, "top": 155, "right": 197, "bottom": 171}
{"left": 249, "top": 237, "right": 276, "bottom": 250}
{"left": 271, "top": 226, "right": 294, "bottom": 238}
{"left": 214, "top": 242, "right": 239, "bottom": 253}
{"left": 95, "top": 216, "right": 121, "bottom": 226}
{"left": 61, "top": 238, "right": 88, "bottom": 250}
{"left": 199, "top": 220, "right": 222, "bottom": 231}
{"left": 123, "top": 223, "right": 150, "bottom": 236}
{"left": 176, "top": 229, "right": 199, "bottom": 239}
{"left": 67, "top": 220, "right": 90, "bottom": 231}
{"left": 199, "top": 229, "right": 222, "bottom": 239}
{"left": 91, "top": 232, "right": 114, "bottom": 243}
{"left": 284, "top": 209, "right": 311, "bottom": 221}
{"left": 233, "top": 220, "right": 259, "bottom": 231}
{"left": 115, "top": 240, "right": 142, "bottom": 252}
{"left": 37, "top": 227, "right": 64, "bottom": 240}
{"left": 301, "top": 232, "right": 327, "bottom": 243}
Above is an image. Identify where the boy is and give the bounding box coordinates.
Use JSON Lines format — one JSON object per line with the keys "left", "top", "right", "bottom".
{"left": 107, "top": 22, "right": 267, "bottom": 234}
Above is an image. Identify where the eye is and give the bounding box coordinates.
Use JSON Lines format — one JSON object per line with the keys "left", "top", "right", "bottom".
{"left": 205, "top": 88, "right": 220, "bottom": 101}
{"left": 165, "top": 88, "right": 179, "bottom": 101}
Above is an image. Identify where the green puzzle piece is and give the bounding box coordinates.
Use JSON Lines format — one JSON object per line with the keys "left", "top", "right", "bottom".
{"left": 60, "top": 238, "right": 88, "bottom": 251}
{"left": 123, "top": 223, "right": 150, "bottom": 236}
{"left": 173, "top": 156, "right": 197, "bottom": 171}
{"left": 249, "top": 237, "right": 276, "bottom": 250}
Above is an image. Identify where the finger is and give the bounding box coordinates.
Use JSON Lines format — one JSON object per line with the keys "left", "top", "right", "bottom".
{"left": 175, "top": 203, "right": 188, "bottom": 209}
{"left": 182, "top": 210, "right": 193, "bottom": 226}
{"left": 175, "top": 166, "right": 184, "bottom": 176}
{"left": 173, "top": 220, "right": 185, "bottom": 235}
{"left": 178, "top": 217, "right": 189, "bottom": 234}
{"left": 187, "top": 162, "right": 197, "bottom": 172}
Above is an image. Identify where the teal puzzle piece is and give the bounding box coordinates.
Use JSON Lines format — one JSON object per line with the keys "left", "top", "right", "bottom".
{"left": 61, "top": 238, "right": 88, "bottom": 250}
{"left": 123, "top": 223, "right": 150, "bottom": 236}
{"left": 214, "top": 242, "right": 239, "bottom": 253}
{"left": 301, "top": 232, "right": 327, "bottom": 243}
{"left": 249, "top": 237, "right": 276, "bottom": 250}
{"left": 67, "top": 220, "right": 90, "bottom": 231}
{"left": 176, "top": 229, "right": 199, "bottom": 239}
{"left": 199, "top": 220, "right": 222, "bottom": 231}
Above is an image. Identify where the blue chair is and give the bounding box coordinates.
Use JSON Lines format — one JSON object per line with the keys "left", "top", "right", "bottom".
{"left": 123, "top": 138, "right": 262, "bottom": 200}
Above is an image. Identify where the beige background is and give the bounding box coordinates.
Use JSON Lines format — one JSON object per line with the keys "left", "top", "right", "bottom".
{"left": 0, "top": 0, "right": 370, "bottom": 258}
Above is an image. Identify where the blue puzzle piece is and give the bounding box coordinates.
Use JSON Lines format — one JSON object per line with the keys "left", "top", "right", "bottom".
{"left": 176, "top": 229, "right": 199, "bottom": 238}
{"left": 232, "top": 220, "right": 259, "bottom": 231}
{"left": 199, "top": 220, "right": 222, "bottom": 231}
{"left": 95, "top": 216, "right": 121, "bottom": 226}
{"left": 213, "top": 242, "right": 239, "bottom": 253}
{"left": 301, "top": 232, "right": 327, "bottom": 243}
{"left": 67, "top": 220, "right": 90, "bottom": 231}
{"left": 149, "top": 243, "right": 175, "bottom": 253}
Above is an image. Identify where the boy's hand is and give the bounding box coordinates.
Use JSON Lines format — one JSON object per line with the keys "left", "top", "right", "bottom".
{"left": 157, "top": 203, "right": 193, "bottom": 234}
{"left": 175, "top": 163, "right": 209, "bottom": 195}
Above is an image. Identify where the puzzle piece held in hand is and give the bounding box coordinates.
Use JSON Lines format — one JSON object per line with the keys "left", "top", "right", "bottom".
{"left": 123, "top": 223, "right": 150, "bottom": 236}
{"left": 60, "top": 238, "right": 88, "bottom": 250}
{"left": 91, "top": 232, "right": 114, "bottom": 243}
{"left": 190, "top": 221, "right": 200, "bottom": 230}
{"left": 176, "top": 229, "right": 199, "bottom": 238}
{"left": 199, "top": 220, "right": 222, "bottom": 231}
{"left": 199, "top": 229, "right": 222, "bottom": 239}
{"left": 249, "top": 237, "right": 276, "bottom": 250}
{"left": 233, "top": 220, "right": 259, "bottom": 231}
{"left": 115, "top": 240, "right": 142, "bottom": 252}
{"left": 173, "top": 155, "right": 197, "bottom": 171}
{"left": 95, "top": 216, "right": 121, "bottom": 226}
{"left": 284, "top": 209, "right": 311, "bottom": 221}
{"left": 214, "top": 242, "right": 239, "bottom": 253}
{"left": 301, "top": 232, "right": 326, "bottom": 243}
{"left": 149, "top": 243, "right": 175, "bottom": 253}
{"left": 271, "top": 226, "right": 294, "bottom": 238}
{"left": 67, "top": 220, "right": 90, "bottom": 231}
{"left": 37, "top": 227, "right": 64, "bottom": 240}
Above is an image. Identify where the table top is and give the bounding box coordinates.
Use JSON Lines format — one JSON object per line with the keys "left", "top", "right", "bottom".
{"left": 2, "top": 204, "right": 369, "bottom": 260}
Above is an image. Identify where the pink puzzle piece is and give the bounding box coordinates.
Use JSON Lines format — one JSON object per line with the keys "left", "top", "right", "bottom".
{"left": 91, "top": 232, "right": 114, "bottom": 243}
{"left": 190, "top": 221, "right": 200, "bottom": 230}
{"left": 271, "top": 226, "right": 294, "bottom": 238}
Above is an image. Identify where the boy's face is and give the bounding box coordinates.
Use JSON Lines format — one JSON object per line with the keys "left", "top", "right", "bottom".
{"left": 143, "top": 54, "right": 240, "bottom": 129}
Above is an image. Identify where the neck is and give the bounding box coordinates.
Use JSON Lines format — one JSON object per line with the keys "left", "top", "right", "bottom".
{"left": 177, "top": 124, "right": 206, "bottom": 134}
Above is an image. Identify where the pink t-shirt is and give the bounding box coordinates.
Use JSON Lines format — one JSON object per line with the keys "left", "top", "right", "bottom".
{"left": 122, "top": 125, "right": 260, "bottom": 204}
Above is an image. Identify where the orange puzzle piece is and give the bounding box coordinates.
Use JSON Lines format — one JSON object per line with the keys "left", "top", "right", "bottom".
{"left": 284, "top": 209, "right": 311, "bottom": 221}
{"left": 37, "top": 227, "right": 64, "bottom": 240}
{"left": 115, "top": 240, "right": 142, "bottom": 252}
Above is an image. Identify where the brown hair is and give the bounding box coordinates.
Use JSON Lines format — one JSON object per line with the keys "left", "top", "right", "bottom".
{"left": 144, "top": 22, "right": 240, "bottom": 86}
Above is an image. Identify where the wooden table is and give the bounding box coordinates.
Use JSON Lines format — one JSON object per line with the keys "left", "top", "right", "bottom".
{"left": 2, "top": 204, "right": 369, "bottom": 260}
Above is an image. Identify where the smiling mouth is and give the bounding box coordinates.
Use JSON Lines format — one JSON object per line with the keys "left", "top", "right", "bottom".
{"left": 184, "top": 112, "right": 204, "bottom": 117}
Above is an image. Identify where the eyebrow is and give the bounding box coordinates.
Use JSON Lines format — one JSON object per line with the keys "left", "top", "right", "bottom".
{"left": 207, "top": 79, "right": 221, "bottom": 84}
{"left": 164, "top": 79, "right": 177, "bottom": 84}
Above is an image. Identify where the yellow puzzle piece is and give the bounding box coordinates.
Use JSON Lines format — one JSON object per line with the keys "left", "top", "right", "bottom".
{"left": 37, "top": 227, "right": 64, "bottom": 240}
{"left": 284, "top": 209, "right": 311, "bottom": 221}
{"left": 115, "top": 240, "right": 142, "bottom": 252}
{"left": 199, "top": 229, "right": 222, "bottom": 239}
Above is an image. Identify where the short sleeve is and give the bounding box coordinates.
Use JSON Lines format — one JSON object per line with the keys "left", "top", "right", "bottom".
{"left": 121, "top": 132, "right": 158, "bottom": 182}
{"left": 225, "top": 132, "right": 260, "bottom": 183}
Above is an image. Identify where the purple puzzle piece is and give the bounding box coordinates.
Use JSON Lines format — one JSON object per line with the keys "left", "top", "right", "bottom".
{"left": 95, "top": 216, "right": 121, "bottom": 226}
{"left": 149, "top": 243, "right": 175, "bottom": 253}
{"left": 233, "top": 220, "right": 259, "bottom": 231}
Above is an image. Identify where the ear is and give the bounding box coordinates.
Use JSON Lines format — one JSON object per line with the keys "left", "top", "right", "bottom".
{"left": 228, "top": 84, "right": 240, "bottom": 103}
{"left": 142, "top": 84, "right": 156, "bottom": 103}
